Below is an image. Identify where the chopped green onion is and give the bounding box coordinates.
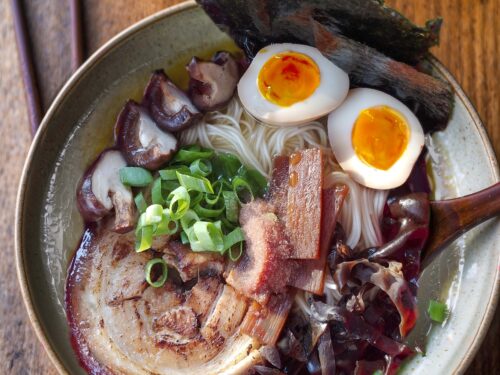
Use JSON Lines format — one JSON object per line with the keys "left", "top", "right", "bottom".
{"left": 372, "top": 371, "right": 383, "bottom": 375}
{"left": 190, "top": 221, "right": 224, "bottom": 252}
{"left": 190, "top": 159, "right": 212, "bottom": 177}
{"left": 145, "top": 204, "right": 163, "bottom": 225}
{"left": 193, "top": 203, "right": 225, "bottom": 218}
{"left": 204, "top": 192, "right": 221, "bottom": 206}
{"left": 159, "top": 166, "right": 190, "bottom": 180}
{"left": 211, "top": 152, "right": 242, "bottom": 180}
{"left": 220, "top": 217, "right": 237, "bottom": 231}
{"left": 151, "top": 178, "right": 165, "bottom": 205}
{"left": 213, "top": 220, "right": 223, "bottom": 232}
{"left": 162, "top": 180, "right": 180, "bottom": 193}
{"left": 172, "top": 145, "right": 214, "bottom": 164}
{"left": 237, "top": 166, "right": 268, "bottom": 196}
{"left": 145, "top": 258, "right": 168, "bottom": 288}
{"left": 134, "top": 193, "right": 147, "bottom": 214}
{"left": 177, "top": 171, "right": 214, "bottom": 194}
{"left": 155, "top": 213, "right": 179, "bottom": 235}
{"left": 180, "top": 231, "right": 189, "bottom": 244}
{"left": 180, "top": 209, "right": 200, "bottom": 231}
{"left": 136, "top": 225, "right": 154, "bottom": 252}
{"left": 119, "top": 167, "right": 153, "bottom": 187}
{"left": 135, "top": 212, "right": 146, "bottom": 235}
{"left": 223, "top": 190, "right": 239, "bottom": 223}
{"left": 228, "top": 241, "right": 244, "bottom": 261}
{"left": 167, "top": 186, "right": 190, "bottom": 220}
{"left": 223, "top": 227, "right": 245, "bottom": 251}
{"left": 232, "top": 176, "right": 254, "bottom": 204}
{"left": 204, "top": 180, "right": 223, "bottom": 205}
{"left": 189, "top": 190, "right": 204, "bottom": 208}
{"left": 427, "top": 300, "right": 448, "bottom": 323}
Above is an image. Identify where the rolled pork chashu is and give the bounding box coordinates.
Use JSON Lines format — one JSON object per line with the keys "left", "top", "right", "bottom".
{"left": 66, "top": 219, "right": 263, "bottom": 374}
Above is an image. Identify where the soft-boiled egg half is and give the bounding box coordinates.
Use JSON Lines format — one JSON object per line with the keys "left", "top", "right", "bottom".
{"left": 238, "top": 43, "right": 349, "bottom": 126}
{"left": 328, "top": 88, "right": 424, "bottom": 190}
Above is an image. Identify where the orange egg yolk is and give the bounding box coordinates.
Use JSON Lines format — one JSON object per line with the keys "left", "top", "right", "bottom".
{"left": 351, "top": 106, "right": 409, "bottom": 170}
{"left": 257, "top": 51, "right": 320, "bottom": 107}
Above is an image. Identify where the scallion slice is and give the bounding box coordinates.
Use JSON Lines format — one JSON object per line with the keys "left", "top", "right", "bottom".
{"left": 223, "top": 227, "right": 245, "bottom": 251}
{"left": 180, "top": 209, "right": 200, "bottom": 231}
{"left": 155, "top": 213, "right": 179, "bottom": 235}
{"left": 177, "top": 171, "right": 214, "bottom": 194}
{"left": 191, "top": 221, "right": 224, "bottom": 252}
{"left": 134, "top": 193, "right": 147, "bottom": 214}
{"left": 228, "top": 241, "right": 244, "bottom": 262}
{"left": 189, "top": 190, "right": 204, "bottom": 208}
{"left": 237, "top": 166, "right": 268, "bottom": 196}
{"left": 172, "top": 145, "right": 214, "bottom": 164}
{"left": 151, "top": 178, "right": 165, "bottom": 205}
{"left": 119, "top": 167, "right": 153, "bottom": 187}
{"left": 190, "top": 159, "right": 212, "bottom": 177}
{"left": 167, "top": 186, "right": 190, "bottom": 220}
{"left": 159, "top": 166, "right": 190, "bottom": 180}
{"left": 145, "top": 258, "right": 168, "bottom": 288}
{"left": 180, "top": 231, "right": 189, "bottom": 244}
{"left": 211, "top": 152, "right": 242, "bottom": 180}
{"left": 136, "top": 225, "right": 153, "bottom": 252}
{"left": 162, "top": 180, "right": 181, "bottom": 193}
{"left": 145, "top": 204, "right": 163, "bottom": 225}
{"left": 193, "top": 203, "right": 225, "bottom": 218}
{"left": 135, "top": 212, "right": 146, "bottom": 235}
{"left": 232, "top": 176, "right": 254, "bottom": 204}
{"left": 220, "top": 217, "right": 236, "bottom": 231}
{"left": 427, "top": 300, "right": 448, "bottom": 323}
{"left": 223, "top": 190, "right": 239, "bottom": 223}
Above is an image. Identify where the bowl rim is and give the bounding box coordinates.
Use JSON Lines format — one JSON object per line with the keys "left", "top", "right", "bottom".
{"left": 14, "top": 1, "right": 500, "bottom": 374}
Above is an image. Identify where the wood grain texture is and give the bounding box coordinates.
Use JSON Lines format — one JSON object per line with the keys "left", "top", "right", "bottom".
{"left": 1, "top": 0, "right": 498, "bottom": 374}
{"left": 424, "top": 182, "right": 500, "bottom": 266}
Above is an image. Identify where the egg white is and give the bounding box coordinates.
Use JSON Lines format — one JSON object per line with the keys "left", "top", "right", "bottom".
{"left": 327, "top": 88, "right": 425, "bottom": 190}
{"left": 238, "top": 43, "right": 349, "bottom": 126}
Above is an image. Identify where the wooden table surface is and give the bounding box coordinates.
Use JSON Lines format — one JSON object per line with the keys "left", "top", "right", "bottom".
{"left": 0, "top": 0, "right": 498, "bottom": 374}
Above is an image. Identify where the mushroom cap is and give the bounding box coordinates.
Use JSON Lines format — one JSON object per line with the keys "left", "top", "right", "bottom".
{"left": 76, "top": 149, "right": 136, "bottom": 233}
{"left": 143, "top": 70, "right": 201, "bottom": 132}
{"left": 187, "top": 51, "right": 240, "bottom": 112}
{"left": 115, "top": 100, "right": 178, "bottom": 170}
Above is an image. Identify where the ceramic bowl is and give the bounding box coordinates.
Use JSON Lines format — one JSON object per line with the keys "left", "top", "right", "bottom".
{"left": 15, "top": 1, "right": 499, "bottom": 374}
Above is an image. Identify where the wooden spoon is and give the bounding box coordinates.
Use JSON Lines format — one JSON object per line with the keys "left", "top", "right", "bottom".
{"left": 422, "top": 182, "right": 500, "bottom": 268}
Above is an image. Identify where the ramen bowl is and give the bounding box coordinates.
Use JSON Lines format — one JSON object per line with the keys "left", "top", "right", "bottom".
{"left": 15, "top": 1, "right": 499, "bottom": 374}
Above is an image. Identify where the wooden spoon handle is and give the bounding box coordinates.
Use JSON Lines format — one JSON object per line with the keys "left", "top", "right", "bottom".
{"left": 423, "top": 182, "right": 500, "bottom": 265}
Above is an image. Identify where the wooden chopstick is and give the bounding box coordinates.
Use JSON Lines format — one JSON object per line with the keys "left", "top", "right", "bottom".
{"left": 69, "top": 0, "right": 84, "bottom": 72}
{"left": 11, "top": 0, "right": 42, "bottom": 137}
{"left": 11, "top": 0, "right": 85, "bottom": 137}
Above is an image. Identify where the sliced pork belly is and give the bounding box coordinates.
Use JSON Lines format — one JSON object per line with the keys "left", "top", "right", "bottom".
{"left": 267, "top": 155, "right": 289, "bottom": 219}
{"left": 66, "top": 219, "right": 263, "bottom": 375}
{"left": 286, "top": 149, "right": 324, "bottom": 259}
{"left": 288, "top": 184, "right": 349, "bottom": 294}
{"left": 161, "top": 240, "right": 225, "bottom": 282}
{"left": 240, "top": 293, "right": 294, "bottom": 346}
{"left": 267, "top": 149, "right": 325, "bottom": 260}
{"left": 226, "top": 199, "right": 295, "bottom": 304}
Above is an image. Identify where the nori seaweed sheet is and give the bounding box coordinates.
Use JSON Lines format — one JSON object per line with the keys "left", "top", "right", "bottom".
{"left": 197, "top": 0, "right": 454, "bottom": 133}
